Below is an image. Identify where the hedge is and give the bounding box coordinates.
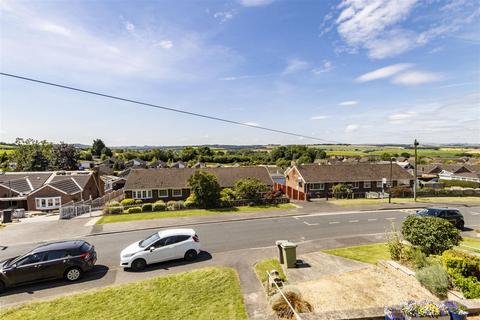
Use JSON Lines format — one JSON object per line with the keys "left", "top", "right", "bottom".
{"left": 142, "top": 203, "right": 153, "bottom": 212}
{"left": 152, "top": 201, "right": 167, "bottom": 211}
{"left": 121, "top": 198, "right": 135, "bottom": 206}
{"left": 107, "top": 206, "right": 124, "bottom": 214}
{"left": 442, "top": 250, "right": 480, "bottom": 298}
{"left": 127, "top": 206, "right": 142, "bottom": 214}
{"left": 440, "top": 179, "right": 480, "bottom": 189}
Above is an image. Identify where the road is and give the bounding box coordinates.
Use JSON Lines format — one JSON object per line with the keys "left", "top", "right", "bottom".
{"left": 1, "top": 206, "right": 479, "bottom": 306}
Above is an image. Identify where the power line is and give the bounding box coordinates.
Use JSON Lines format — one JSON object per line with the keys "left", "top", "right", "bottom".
{"left": 0, "top": 72, "right": 341, "bottom": 144}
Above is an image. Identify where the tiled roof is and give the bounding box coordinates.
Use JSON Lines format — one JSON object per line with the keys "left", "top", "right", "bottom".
{"left": 0, "top": 172, "right": 52, "bottom": 189}
{"left": 125, "top": 167, "right": 273, "bottom": 190}
{"left": 295, "top": 163, "right": 413, "bottom": 183}
{"left": 49, "top": 178, "right": 82, "bottom": 194}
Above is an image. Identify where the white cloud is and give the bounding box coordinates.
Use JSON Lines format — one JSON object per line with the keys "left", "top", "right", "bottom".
{"left": 125, "top": 21, "right": 135, "bottom": 31}
{"left": 35, "top": 21, "right": 72, "bottom": 37}
{"left": 388, "top": 111, "right": 417, "bottom": 122}
{"left": 243, "top": 122, "right": 260, "bottom": 126}
{"left": 310, "top": 115, "right": 330, "bottom": 120}
{"left": 392, "top": 71, "right": 444, "bottom": 85}
{"left": 238, "top": 0, "right": 274, "bottom": 7}
{"left": 356, "top": 63, "right": 413, "bottom": 82}
{"left": 155, "top": 40, "right": 173, "bottom": 49}
{"left": 282, "top": 59, "right": 309, "bottom": 75}
{"left": 345, "top": 124, "right": 359, "bottom": 133}
{"left": 327, "top": 0, "right": 480, "bottom": 59}
{"left": 312, "top": 60, "right": 334, "bottom": 74}
{"left": 339, "top": 100, "right": 358, "bottom": 106}
{"left": 214, "top": 11, "right": 234, "bottom": 22}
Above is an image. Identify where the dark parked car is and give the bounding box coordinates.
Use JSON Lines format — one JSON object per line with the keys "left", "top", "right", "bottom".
{"left": 415, "top": 207, "right": 465, "bottom": 229}
{"left": 0, "top": 240, "right": 96, "bottom": 291}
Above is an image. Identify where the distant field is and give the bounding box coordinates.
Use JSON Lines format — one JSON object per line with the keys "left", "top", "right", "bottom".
{"left": 313, "top": 145, "right": 479, "bottom": 158}
{"left": 0, "top": 149, "right": 15, "bottom": 155}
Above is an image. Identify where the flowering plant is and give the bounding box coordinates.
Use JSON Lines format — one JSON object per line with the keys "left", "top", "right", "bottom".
{"left": 442, "top": 301, "right": 468, "bottom": 316}
{"left": 401, "top": 301, "right": 448, "bottom": 317}
{"left": 385, "top": 306, "right": 405, "bottom": 320}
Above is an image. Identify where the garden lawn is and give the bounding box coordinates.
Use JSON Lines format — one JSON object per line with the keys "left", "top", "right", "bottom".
{"left": 254, "top": 258, "right": 287, "bottom": 284}
{"left": 97, "top": 203, "right": 295, "bottom": 224}
{"left": 330, "top": 197, "right": 480, "bottom": 206}
{"left": 0, "top": 267, "right": 247, "bottom": 320}
{"left": 458, "top": 237, "right": 480, "bottom": 253}
{"left": 322, "top": 243, "right": 390, "bottom": 264}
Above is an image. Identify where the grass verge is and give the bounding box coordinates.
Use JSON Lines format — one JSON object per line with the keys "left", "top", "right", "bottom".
{"left": 322, "top": 243, "right": 390, "bottom": 264}
{"left": 0, "top": 267, "right": 247, "bottom": 320}
{"left": 97, "top": 203, "right": 295, "bottom": 224}
{"left": 458, "top": 237, "right": 480, "bottom": 254}
{"left": 329, "top": 197, "right": 480, "bottom": 206}
{"left": 254, "top": 258, "right": 287, "bottom": 284}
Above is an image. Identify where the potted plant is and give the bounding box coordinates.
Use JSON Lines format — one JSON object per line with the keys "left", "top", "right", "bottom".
{"left": 385, "top": 306, "right": 405, "bottom": 320}
{"left": 401, "top": 301, "right": 449, "bottom": 320}
{"left": 442, "top": 301, "right": 468, "bottom": 320}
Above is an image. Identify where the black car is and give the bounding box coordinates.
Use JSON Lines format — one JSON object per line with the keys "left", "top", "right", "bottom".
{"left": 0, "top": 240, "right": 96, "bottom": 291}
{"left": 415, "top": 207, "right": 465, "bottom": 229}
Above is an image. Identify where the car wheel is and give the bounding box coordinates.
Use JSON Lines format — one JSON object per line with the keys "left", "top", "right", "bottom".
{"left": 457, "top": 221, "right": 465, "bottom": 230}
{"left": 64, "top": 267, "right": 83, "bottom": 282}
{"left": 184, "top": 250, "right": 198, "bottom": 262}
{"left": 131, "top": 258, "right": 146, "bottom": 271}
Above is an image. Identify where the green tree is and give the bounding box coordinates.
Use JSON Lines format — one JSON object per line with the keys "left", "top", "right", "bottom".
{"left": 180, "top": 147, "right": 198, "bottom": 162}
{"left": 92, "top": 139, "right": 106, "bottom": 157}
{"left": 381, "top": 152, "right": 392, "bottom": 161}
{"left": 52, "top": 142, "right": 79, "bottom": 170}
{"left": 234, "top": 178, "right": 268, "bottom": 201}
{"left": 112, "top": 161, "right": 120, "bottom": 171}
{"left": 14, "top": 138, "right": 52, "bottom": 171}
{"left": 101, "top": 147, "right": 113, "bottom": 157}
{"left": 187, "top": 171, "right": 221, "bottom": 209}
{"left": 331, "top": 183, "right": 351, "bottom": 199}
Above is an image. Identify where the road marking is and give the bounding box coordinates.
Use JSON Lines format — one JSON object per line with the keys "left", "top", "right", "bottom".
{"left": 471, "top": 212, "right": 480, "bottom": 216}
{"left": 293, "top": 208, "right": 413, "bottom": 219}
{"left": 303, "top": 221, "right": 319, "bottom": 226}
{"left": 293, "top": 216, "right": 300, "bottom": 220}
{"left": 368, "top": 218, "right": 378, "bottom": 222}
{"left": 386, "top": 217, "right": 396, "bottom": 221}
{"left": 348, "top": 220, "right": 359, "bottom": 223}
{"left": 329, "top": 221, "right": 340, "bottom": 224}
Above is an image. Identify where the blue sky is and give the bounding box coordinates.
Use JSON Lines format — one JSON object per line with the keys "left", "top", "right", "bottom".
{"left": 0, "top": 0, "right": 479, "bottom": 146}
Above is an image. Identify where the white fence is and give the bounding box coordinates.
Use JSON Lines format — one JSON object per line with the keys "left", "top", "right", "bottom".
{"left": 59, "top": 189, "right": 124, "bottom": 219}
{"left": 59, "top": 204, "right": 91, "bottom": 219}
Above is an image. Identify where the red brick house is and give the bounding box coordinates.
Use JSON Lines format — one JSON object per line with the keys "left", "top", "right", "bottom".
{"left": 0, "top": 171, "right": 104, "bottom": 211}
{"left": 124, "top": 167, "right": 273, "bottom": 202}
{"left": 284, "top": 163, "right": 414, "bottom": 200}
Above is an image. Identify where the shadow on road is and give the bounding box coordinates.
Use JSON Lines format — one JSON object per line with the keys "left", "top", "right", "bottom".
{"left": 124, "top": 250, "right": 213, "bottom": 273}
{"left": 0, "top": 264, "right": 109, "bottom": 297}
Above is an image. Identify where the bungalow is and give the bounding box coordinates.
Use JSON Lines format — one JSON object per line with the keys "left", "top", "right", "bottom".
{"left": 124, "top": 166, "right": 273, "bottom": 202}
{"left": 0, "top": 171, "right": 104, "bottom": 211}
{"left": 284, "top": 163, "right": 414, "bottom": 200}
{"left": 417, "top": 164, "right": 480, "bottom": 182}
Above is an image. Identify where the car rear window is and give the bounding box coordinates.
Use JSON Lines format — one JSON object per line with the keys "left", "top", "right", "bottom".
{"left": 80, "top": 242, "right": 92, "bottom": 252}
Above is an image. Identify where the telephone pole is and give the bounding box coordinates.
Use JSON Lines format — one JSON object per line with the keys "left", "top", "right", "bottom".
{"left": 413, "top": 139, "right": 419, "bottom": 202}
{"left": 388, "top": 157, "right": 393, "bottom": 204}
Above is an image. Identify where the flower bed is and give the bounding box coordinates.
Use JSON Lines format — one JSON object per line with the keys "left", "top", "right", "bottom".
{"left": 385, "top": 301, "right": 468, "bottom": 320}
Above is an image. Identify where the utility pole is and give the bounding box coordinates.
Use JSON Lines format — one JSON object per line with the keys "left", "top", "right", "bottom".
{"left": 414, "top": 139, "right": 419, "bottom": 202}
{"left": 388, "top": 157, "right": 393, "bottom": 204}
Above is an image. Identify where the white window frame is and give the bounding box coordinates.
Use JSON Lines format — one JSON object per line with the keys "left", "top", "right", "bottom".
{"left": 352, "top": 182, "right": 359, "bottom": 189}
{"left": 172, "top": 189, "right": 182, "bottom": 197}
{"left": 364, "top": 181, "right": 371, "bottom": 189}
{"left": 35, "top": 197, "right": 61, "bottom": 210}
{"left": 132, "top": 189, "right": 152, "bottom": 199}
{"left": 310, "top": 183, "right": 324, "bottom": 191}
{"left": 376, "top": 181, "right": 383, "bottom": 188}
{"left": 157, "top": 189, "right": 168, "bottom": 198}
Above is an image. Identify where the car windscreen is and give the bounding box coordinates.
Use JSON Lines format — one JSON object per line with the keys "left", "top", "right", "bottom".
{"left": 139, "top": 233, "right": 160, "bottom": 248}
{"left": 416, "top": 209, "right": 430, "bottom": 216}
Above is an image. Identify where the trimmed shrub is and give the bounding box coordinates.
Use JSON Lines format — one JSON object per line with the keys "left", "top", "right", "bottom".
{"left": 440, "top": 179, "right": 480, "bottom": 189}
{"left": 442, "top": 250, "right": 480, "bottom": 298}
{"left": 167, "top": 200, "right": 185, "bottom": 211}
{"left": 134, "top": 199, "right": 143, "bottom": 205}
{"left": 127, "top": 206, "right": 142, "bottom": 214}
{"left": 401, "top": 216, "right": 461, "bottom": 255}
{"left": 107, "top": 201, "right": 121, "bottom": 207}
{"left": 152, "top": 200, "right": 166, "bottom": 212}
{"left": 107, "top": 206, "right": 124, "bottom": 215}
{"left": 235, "top": 178, "right": 268, "bottom": 202}
{"left": 390, "top": 186, "right": 412, "bottom": 198}
{"left": 220, "top": 188, "right": 237, "bottom": 201}
{"left": 416, "top": 263, "right": 449, "bottom": 297}
{"left": 403, "top": 246, "right": 429, "bottom": 270}
{"left": 142, "top": 203, "right": 153, "bottom": 212}
{"left": 121, "top": 198, "right": 135, "bottom": 206}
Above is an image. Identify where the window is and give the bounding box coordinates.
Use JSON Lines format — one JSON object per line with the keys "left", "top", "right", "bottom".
{"left": 46, "top": 250, "right": 68, "bottom": 261}
{"left": 352, "top": 182, "right": 359, "bottom": 189}
{"left": 364, "top": 181, "right": 371, "bottom": 189}
{"left": 310, "top": 183, "right": 324, "bottom": 190}
{"left": 158, "top": 189, "right": 168, "bottom": 198}
{"left": 172, "top": 189, "right": 182, "bottom": 197}
{"left": 35, "top": 197, "right": 61, "bottom": 210}
{"left": 16, "top": 252, "right": 46, "bottom": 267}
{"left": 376, "top": 181, "right": 383, "bottom": 188}
{"left": 132, "top": 190, "right": 152, "bottom": 199}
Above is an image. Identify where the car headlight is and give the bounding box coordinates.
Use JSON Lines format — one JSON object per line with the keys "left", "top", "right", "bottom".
{"left": 122, "top": 252, "right": 136, "bottom": 258}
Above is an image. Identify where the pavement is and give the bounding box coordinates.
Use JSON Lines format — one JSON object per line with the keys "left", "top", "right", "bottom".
{"left": 0, "top": 201, "right": 479, "bottom": 317}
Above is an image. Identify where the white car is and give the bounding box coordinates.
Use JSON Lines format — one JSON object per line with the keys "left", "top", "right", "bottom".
{"left": 120, "top": 228, "right": 200, "bottom": 271}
